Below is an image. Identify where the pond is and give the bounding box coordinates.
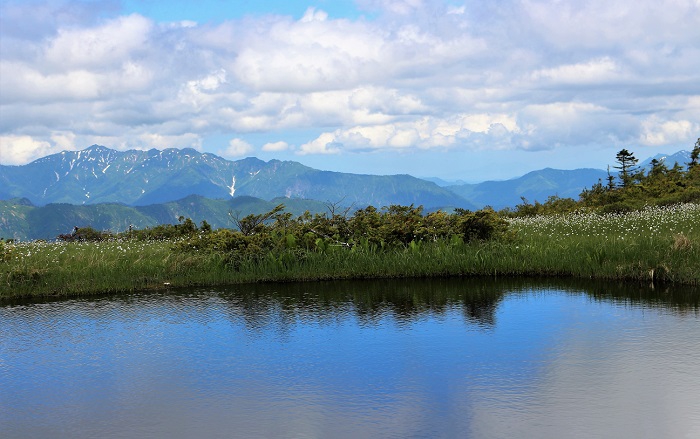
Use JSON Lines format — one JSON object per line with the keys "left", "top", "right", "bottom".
{"left": 1, "top": 278, "right": 699, "bottom": 438}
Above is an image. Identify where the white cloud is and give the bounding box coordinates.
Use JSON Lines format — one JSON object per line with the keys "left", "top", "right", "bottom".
{"left": 299, "top": 113, "right": 520, "bottom": 154}
{"left": 515, "top": 102, "right": 640, "bottom": 149}
{"left": 0, "top": 62, "right": 103, "bottom": 102}
{"left": 231, "top": 14, "right": 386, "bottom": 93}
{"left": 136, "top": 133, "right": 203, "bottom": 150}
{"left": 178, "top": 69, "right": 228, "bottom": 111}
{"left": 1, "top": 0, "right": 699, "bottom": 172}
{"left": 0, "top": 135, "right": 57, "bottom": 165}
{"left": 530, "top": 57, "right": 624, "bottom": 85}
{"left": 521, "top": 0, "right": 700, "bottom": 49}
{"left": 299, "top": 133, "right": 342, "bottom": 155}
{"left": 640, "top": 117, "right": 700, "bottom": 146}
{"left": 50, "top": 131, "right": 77, "bottom": 150}
{"left": 349, "top": 87, "right": 425, "bottom": 116}
{"left": 45, "top": 14, "right": 152, "bottom": 69}
{"left": 357, "top": 0, "right": 426, "bottom": 15}
{"left": 219, "top": 138, "right": 254, "bottom": 158}
{"left": 262, "top": 141, "right": 290, "bottom": 152}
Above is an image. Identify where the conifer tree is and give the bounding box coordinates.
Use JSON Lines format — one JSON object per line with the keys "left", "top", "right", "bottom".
{"left": 614, "top": 149, "right": 639, "bottom": 188}
{"left": 689, "top": 138, "right": 700, "bottom": 170}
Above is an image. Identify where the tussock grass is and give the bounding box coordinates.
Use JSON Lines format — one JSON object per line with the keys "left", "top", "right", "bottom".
{"left": 2, "top": 204, "right": 699, "bottom": 300}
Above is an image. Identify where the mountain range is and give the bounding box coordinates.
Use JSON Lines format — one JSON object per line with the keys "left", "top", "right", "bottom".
{"left": 0, "top": 145, "right": 469, "bottom": 209}
{"left": 0, "top": 146, "right": 692, "bottom": 240}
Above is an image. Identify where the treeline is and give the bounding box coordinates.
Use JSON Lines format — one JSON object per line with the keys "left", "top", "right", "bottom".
{"left": 506, "top": 138, "right": 700, "bottom": 216}
{"left": 54, "top": 204, "right": 512, "bottom": 268}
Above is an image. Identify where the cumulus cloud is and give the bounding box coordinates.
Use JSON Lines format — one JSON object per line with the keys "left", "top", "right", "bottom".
{"left": 230, "top": 10, "right": 386, "bottom": 93}
{"left": 517, "top": 102, "right": 625, "bottom": 147}
{"left": 299, "top": 133, "right": 342, "bottom": 155}
{"left": 45, "top": 14, "right": 152, "bottom": 69}
{"left": 299, "top": 113, "right": 520, "bottom": 154}
{"left": 640, "top": 117, "right": 700, "bottom": 146}
{"left": 50, "top": 131, "right": 77, "bottom": 150}
{"left": 1, "top": 0, "right": 699, "bottom": 168}
{"left": 262, "top": 141, "right": 290, "bottom": 152}
{"left": 0, "top": 135, "right": 57, "bottom": 165}
{"left": 178, "top": 69, "right": 229, "bottom": 111}
{"left": 136, "top": 133, "right": 203, "bottom": 150}
{"left": 219, "top": 138, "right": 254, "bottom": 158}
{"left": 530, "top": 57, "right": 625, "bottom": 85}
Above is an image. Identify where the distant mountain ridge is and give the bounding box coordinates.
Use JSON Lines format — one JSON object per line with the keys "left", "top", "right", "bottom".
{"left": 0, "top": 195, "right": 332, "bottom": 241}
{"left": 640, "top": 151, "right": 691, "bottom": 170}
{"left": 447, "top": 150, "right": 692, "bottom": 209}
{"left": 1, "top": 146, "right": 692, "bottom": 238}
{"left": 447, "top": 168, "right": 610, "bottom": 209}
{"left": 0, "top": 145, "right": 471, "bottom": 210}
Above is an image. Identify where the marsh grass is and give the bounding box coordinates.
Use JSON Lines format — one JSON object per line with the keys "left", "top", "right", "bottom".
{"left": 2, "top": 204, "right": 699, "bottom": 300}
{"left": 507, "top": 203, "right": 700, "bottom": 282}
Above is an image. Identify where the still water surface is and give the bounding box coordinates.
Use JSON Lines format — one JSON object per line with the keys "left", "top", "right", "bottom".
{"left": 1, "top": 278, "right": 699, "bottom": 438}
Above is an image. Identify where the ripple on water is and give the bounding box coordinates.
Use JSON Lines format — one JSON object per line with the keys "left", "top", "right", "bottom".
{"left": 1, "top": 279, "right": 699, "bottom": 439}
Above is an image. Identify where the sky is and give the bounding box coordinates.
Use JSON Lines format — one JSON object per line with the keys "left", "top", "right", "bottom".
{"left": 0, "top": 0, "right": 698, "bottom": 182}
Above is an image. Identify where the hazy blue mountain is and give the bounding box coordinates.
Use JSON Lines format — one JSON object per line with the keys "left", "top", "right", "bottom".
{"left": 0, "top": 195, "right": 332, "bottom": 241}
{"left": 447, "top": 168, "right": 609, "bottom": 209}
{"left": 639, "top": 150, "right": 691, "bottom": 170}
{"left": 421, "top": 177, "right": 468, "bottom": 187}
{"left": 0, "top": 145, "right": 471, "bottom": 210}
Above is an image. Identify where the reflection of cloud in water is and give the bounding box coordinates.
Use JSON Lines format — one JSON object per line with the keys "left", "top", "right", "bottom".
{"left": 465, "top": 298, "right": 700, "bottom": 439}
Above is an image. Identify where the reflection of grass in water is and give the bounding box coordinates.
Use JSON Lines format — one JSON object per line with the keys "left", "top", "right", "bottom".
{"left": 1, "top": 204, "right": 699, "bottom": 300}
{"left": 215, "top": 276, "right": 699, "bottom": 329}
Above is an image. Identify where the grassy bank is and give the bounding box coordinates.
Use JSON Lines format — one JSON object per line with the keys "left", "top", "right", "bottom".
{"left": 1, "top": 203, "right": 698, "bottom": 300}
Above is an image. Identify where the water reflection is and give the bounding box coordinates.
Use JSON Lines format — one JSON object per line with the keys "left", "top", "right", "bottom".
{"left": 213, "top": 278, "right": 508, "bottom": 332}
{"left": 3, "top": 277, "right": 698, "bottom": 321}
{"left": 1, "top": 278, "right": 699, "bottom": 439}
{"left": 210, "top": 277, "right": 697, "bottom": 332}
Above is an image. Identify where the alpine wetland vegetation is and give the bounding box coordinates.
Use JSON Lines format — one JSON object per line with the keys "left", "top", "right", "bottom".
{"left": 1, "top": 141, "right": 700, "bottom": 300}
{"left": 507, "top": 203, "right": 699, "bottom": 283}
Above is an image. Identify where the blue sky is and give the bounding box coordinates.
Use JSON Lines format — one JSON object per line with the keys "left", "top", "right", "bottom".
{"left": 122, "top": 0, "right": 366, "bottom": 22}
{"left": 1, "top": 0, "right": 698, "bottom": 181}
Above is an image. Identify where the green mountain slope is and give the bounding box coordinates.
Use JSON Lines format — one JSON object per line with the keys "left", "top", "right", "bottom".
{"left": 0, "top": 195, "right": 332, "bottom": 241}
{"left": 0, "top": 146, "right": 470, "bottom": 210}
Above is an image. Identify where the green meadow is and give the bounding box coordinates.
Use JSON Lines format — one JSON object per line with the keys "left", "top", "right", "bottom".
{"left": 2, "top": 203, "right": 698, "bottom": 300}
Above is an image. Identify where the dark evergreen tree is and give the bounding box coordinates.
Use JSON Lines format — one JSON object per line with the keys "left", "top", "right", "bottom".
{"left": 648, "top": 158, "right": 667, "bottom": 179}
{"left": 614, "top": 149, "right": 639, "bottom": 188}
{"left": 688, "top": 138, "right": 700, "bottom": 170}
{"left": 606, "top": 165, "right": 616, "bottom": 190}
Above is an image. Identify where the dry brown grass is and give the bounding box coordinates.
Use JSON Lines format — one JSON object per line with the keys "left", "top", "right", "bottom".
{"left": 672, "top": 233, "right": 693, "bottom": 252}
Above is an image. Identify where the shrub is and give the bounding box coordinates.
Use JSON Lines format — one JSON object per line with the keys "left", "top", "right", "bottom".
{"left": 172, "top": 204, "right": 513, "bottom": 271}
{"left": 58, "top": 226, "right": 114, "bottom": 242}
{"left": 454, "top": 208, "right": 511, "bottom": 242}
{"left": 173, "top": 228, "right": 278, "bottom": 270}
{"left": 126, "top": 217, "right": 206, "bottom": 241}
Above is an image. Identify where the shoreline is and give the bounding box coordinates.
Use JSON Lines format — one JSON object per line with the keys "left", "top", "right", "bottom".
{"left": 2, "top": 204, "right": 699, "bottom": 301}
